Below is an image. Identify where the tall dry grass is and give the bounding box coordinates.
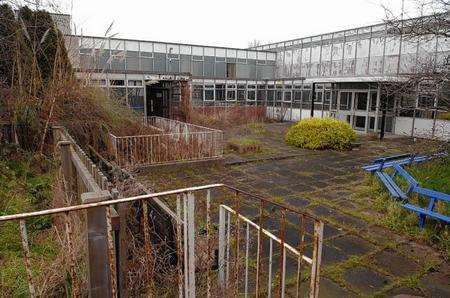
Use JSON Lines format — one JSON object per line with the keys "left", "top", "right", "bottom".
{"left": 0, "top": 4, "right": 143, "bottom": 155}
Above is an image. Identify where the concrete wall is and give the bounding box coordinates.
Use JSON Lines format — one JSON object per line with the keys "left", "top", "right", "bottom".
{"left": 394, "top": 116, "right": 450, "bottom": 141}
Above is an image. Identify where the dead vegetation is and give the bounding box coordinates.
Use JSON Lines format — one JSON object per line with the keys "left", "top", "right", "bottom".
{"left": 188, "top": 105, "right": 267, "bottom": 130}
{"left": 0, "top": 4, "right": 143, "bottom": 155}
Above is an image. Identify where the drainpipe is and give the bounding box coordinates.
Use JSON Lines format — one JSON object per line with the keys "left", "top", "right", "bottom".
{"left": 380, "top": 95, "right": 386, "bottom": 140}
{"left": 311, "top": 83, "right": 316, "bottom": 118}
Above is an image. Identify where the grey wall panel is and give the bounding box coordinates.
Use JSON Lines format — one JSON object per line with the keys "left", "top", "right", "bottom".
{"left": 153, "top": 53, "right": 167, "bottom": 72}
{"left": 236, "top": 64, "right": 250, "bottom": 79}
{"left": 215, "top": 62, "right": 226, "bottom": 77}
{"left": 192, "top": 61, "right": 203, "bottom": 76}
{"left": 140, "top": 58, "right": 153, "bottom": 72}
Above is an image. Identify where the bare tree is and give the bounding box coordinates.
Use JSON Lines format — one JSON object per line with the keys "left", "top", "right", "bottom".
{"left": 379, "top": 0, "right": 449, "bottom": 139}
{"left": 248, "top": 39, "right": 262, "bottom": 48}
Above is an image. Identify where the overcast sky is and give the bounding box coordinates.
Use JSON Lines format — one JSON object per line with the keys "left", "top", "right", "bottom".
{"left": 56, "top": 0, "right": 419, "bottom": 48}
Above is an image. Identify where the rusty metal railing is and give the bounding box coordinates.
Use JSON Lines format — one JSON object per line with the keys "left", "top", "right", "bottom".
{"left": 109, "top": 117, "right": 223, "bottom": 168}
{"left": 0, "top": 182, "right": 323, "bottom": 297}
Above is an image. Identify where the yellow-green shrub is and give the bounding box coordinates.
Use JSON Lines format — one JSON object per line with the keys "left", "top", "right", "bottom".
{"left": 285, "top": 118, "right": 356, "bottom": 150}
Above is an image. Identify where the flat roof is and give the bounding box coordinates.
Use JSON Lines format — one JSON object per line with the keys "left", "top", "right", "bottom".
{"left": 68, "top": 34, "right": 276, "bottom": 54}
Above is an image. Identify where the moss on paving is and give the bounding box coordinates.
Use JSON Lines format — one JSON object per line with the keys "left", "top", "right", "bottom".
{"left": 136, "top": 125, "right": 449, "bottom": 297}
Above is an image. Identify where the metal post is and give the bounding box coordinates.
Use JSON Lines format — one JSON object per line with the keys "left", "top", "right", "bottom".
{"left": 296, "top": 214, "right": 307, "bottom": 298}
{"left": 268, "top": 238, "right": 273, "bottom": 298}
{"left": 118, "top": 200, "right": 129, "bottom": 298}
{"left": 218, "top": 205, "right": 226, "bottom": 288}
{"left": 183, "top": 195, "right": 189, "bottom": 298}
{"left": 64, "top": 212, "right": 79, "bottom": 297}
{"left": 244, "top": 222, "right": 250, "bottom": 298}
{"left": 142, "top": 199, "right": 153, "bottom": 297}
{"left": 311, "top": 83, "right": 316, "bottom": 118}
{"left": 105, "top": 206, "right": 118, "bottom": 298}
{"left": 309, "top": 221, "right": 324, "bottom": 298}
{"left": 255, "top": 200, "right": 265, "bottom": 297}
{"left": 187, "top": 192, "right": 196, "bottom": 298}
{"left": 82, "top": 190, "right": 112, "bottom": 298}
{"left": 234, "top": 191, "right": 240, "bottom": 297}
{"left": 176, "top": 196, "right": 184, "bottom": 298}
{"left": 19, "top": 220, "right": 36, "bottom": 298}
{"left": 206, "top": 189, "right": 211, "bottom": 298}
{"left": 279, "top": 209, "right": 286, "bottom": 298}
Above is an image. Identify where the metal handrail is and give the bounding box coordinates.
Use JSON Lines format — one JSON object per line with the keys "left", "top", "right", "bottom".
{"left": 0, "top": 183, "right": 319, "bottom": 223}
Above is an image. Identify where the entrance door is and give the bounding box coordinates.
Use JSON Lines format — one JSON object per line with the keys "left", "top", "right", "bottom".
{"left": 146, "top": 84, "right": 169, "bottom": 118}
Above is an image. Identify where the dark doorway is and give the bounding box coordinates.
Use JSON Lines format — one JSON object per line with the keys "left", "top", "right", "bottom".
{"left": 146, "top": 83, "right": 169, "bottom": 118}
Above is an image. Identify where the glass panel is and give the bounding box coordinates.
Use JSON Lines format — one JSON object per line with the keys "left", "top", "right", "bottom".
{"left": 355, "top": 92, "right": 368, "bottom": 110}
{"left": 204, "top": 89, "right": 214, "bottom": 101}
{"left": 356, "top": 39, "right": 370, "bottom": 75}
{"left": 128, "top": 88, "right": 144, "bottom": 113}
{"left": 320, "top": 44, "right": 331, "bottom": 77}
{"left": 247, "top": 90, "right": 256, "bottom": 101}
{"left": 276, "top": 51, "right": 284, "bottom": 77}
{"left": 370, "top": 91, "right": 377, "bottom": 111}
{"left": 340, "top": 91, "right": 352, "bottom": 110}
{"left": 354, "top": 116, "right": 366, "bottom": 130}
{"left": 292, "top": 49, "right": 302, "bottom": 76}
{"left": 310, "top": 45, "right": 321, "bottom": 77}
{"left": 215, "top": 84, "right": 225, "bottom": 101}
{"left": 192, "top": 61, "right": 203, "bottom": 76}
{"left": 226, "top": 89, "right": 236, "bottom": 101}
{"left": 384, "top": 36, "right": 400, "bottom": 74}
{"left": 369, "top": 36, "right": 384, "bottom": 75}
{"left": 343, "top": 41, "right": 356, "bottom": 75}
{"left": 284, "top": 50, "right": 292, "bottom": 77}
{"left": 331, "top": 42, "right": 343, "bottom": 76}
{"left": 400, "top": 37, "right": 419, "bottom": 73}
{"left": 192, "top": 85, "right": 203, "bottom": 102}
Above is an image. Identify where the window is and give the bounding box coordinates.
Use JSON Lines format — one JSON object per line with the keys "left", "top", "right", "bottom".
{"left": 418, "top": 94, "right": 435, "bottom": 108}
{"left": 355, "top": 92, "right": 368, "bottom": 110}
{"left": 110, "top": 79, "right": 125, "bottom": 86}
{"left": 247, "top": 90, "right": 256, "bottom": 101}
{"left": 257, "top": 85, "right": 266, "bottom": 101}
{"left": 91, "top": 79, "right": 106, "bottom": 86}
{"left": 215, "top": 84, "right": 225, "bottom": 101}
{"left": 247, "top": 85, "right": 256, "bottom": 101}
{"left": 370, "top": 91, "right": 377, "bottom": 111}
{"left": 237, "top": 84, "right": 246, "bottom": 101}
{"left": 192, "top": 85, "right": 204, "bottom": 102}
{"left": 276, "top": 90, "right": 283, "bottom": 101}
{"left": 128, "top": 80, "right": 142, "bottom": 86}
{"left": 204, "top": 89, "right": 214, "bottom": 101}
{"left": 128, "top": 88, "right": 145, "bottom": 113}
{"left": 294, "top": 91, "right": 302, "bottom": 101}
{"left": 324, "top": 91, "right": 331, "bottom": 104}
{"left": 340, "top": 92, "right": 352, "bottom": 110}
{"left": 354, "top": 116, "right": 366, "bottom": 130}
{"left": 227, "top": 90, "right": 236, "bottom": 101}
{"left": 315, "top": 91, "right": 323, "bottom": 103}
{"left": 226, "top": 84, "right": 236, "bottom": 101}
{"left": 227, "top": 63, "right": 236, "bottom": 79}
{"left": 302, "top": 90, "right": 311, "bottom": 102}
{"left": 284, "top": 91, "right": 292, "bottom": 102}
{"left": 369, "top": 117, "right": 375, "bottom": 131}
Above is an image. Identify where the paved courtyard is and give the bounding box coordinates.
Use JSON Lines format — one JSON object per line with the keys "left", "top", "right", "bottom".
{"left": 137, "top": 123, "right": 449, "bottom": 297}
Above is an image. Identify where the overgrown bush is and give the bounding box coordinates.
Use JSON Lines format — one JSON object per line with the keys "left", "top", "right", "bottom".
{"left": 285, "top": 118, "right": 356, "bottom": 150}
